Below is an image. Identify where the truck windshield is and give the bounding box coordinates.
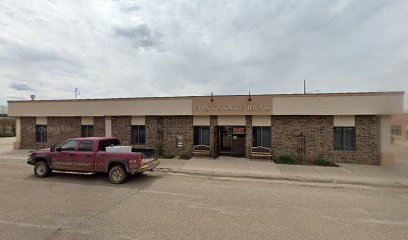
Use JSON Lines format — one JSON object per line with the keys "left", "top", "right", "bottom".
{"left": 98, "top": 139, "right": 121, "bottom": 151}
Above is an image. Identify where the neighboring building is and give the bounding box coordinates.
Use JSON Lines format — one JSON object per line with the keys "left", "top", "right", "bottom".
{"left": 0, "top": 117, "right": 15, "bottom": 137}
{"left": 0, "top": 105, "right": 7, "bottom": 117}
{"left": 0, "top": 106, "right": 15, "bottom": 137}
{"left": 7, "top": 91, "right": 404, "bottom": 165}
{"left": 391, "top": 111, "right": 408, "bottom": 142}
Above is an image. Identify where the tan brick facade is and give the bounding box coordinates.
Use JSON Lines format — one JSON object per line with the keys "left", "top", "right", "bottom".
{"left": 271, "top": 116, "right": 334, "bottom": 163}
{"left": 93, "top": 117, "right": 105, "bottom": 137}
{"left": 111, "top": 116, "right": 131, "bottom": 145}
{"left": 111, "top": 116, "right": 193, "bottom": 156}
{"left": 245, "top": 115, "right": 252, "bottom": 158}
{"left": 162, "top": 116, "right": 194, "bottom": 156}
{"left": 19, "top": 115, "right": 380, "bottom": 164}
{"left": 210, "top": 116, "right": 218, "bottom": 157}
{"left": 332, "top": 116, "right": 379, "bottom": 164}
{"left": 20, "top": 117, "right": 81, "bottom": 149}
{"left": 270, "top": 115, "right": 379, "bottom": 164}
{"left": 48, "top": 117, "right": 81, "bottom": 146}
{"left": 20, "top": 117, "right": 44, "bottom": 149}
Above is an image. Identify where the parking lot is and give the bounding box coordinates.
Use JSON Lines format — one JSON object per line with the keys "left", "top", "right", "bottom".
{"left": 0, "top": 138, "right": 407, "bottom": 239}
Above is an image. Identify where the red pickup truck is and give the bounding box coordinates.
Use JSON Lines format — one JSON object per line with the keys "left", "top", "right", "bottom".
{"left": 27, "top": 137, "right": 159, "bottom": 184}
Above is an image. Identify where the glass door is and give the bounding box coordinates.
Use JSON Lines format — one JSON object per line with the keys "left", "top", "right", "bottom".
{"left": 219, "top": 126, "right": 232, "bottom": 155}
{"left": 231, "top": 127, "right": 245, "bottom": 157}
{"left": 218, "top": 126, "right": 246, "bottom": 157}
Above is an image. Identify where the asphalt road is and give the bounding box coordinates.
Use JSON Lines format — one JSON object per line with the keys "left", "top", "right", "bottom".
{"left": 0, "top": 154, "right": 407, "bottom": 240}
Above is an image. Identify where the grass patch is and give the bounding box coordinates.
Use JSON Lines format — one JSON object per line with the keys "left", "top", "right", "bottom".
{"left": 179, "top": 154, "right": 191, "bottom": 160}
{"left": 313, "top": 159, "right": 338, "bottom": 167}
{"left": 0, "top": 132, "right": 15, "bottom": 137}
{"left": 274, "top": 155, "right": 298, "bottom": 165}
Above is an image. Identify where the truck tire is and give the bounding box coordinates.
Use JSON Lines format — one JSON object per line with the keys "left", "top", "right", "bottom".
{"left": 109, "top": 165, "right": 127, "bottom": 184}
{"left": 34, "top": 161, "right": 51, "bottom": 178}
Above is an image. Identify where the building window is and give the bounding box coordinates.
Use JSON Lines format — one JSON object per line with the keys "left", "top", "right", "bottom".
{"left": 334, "top": 127, "right": 355, "bottom": 151}
{"left": 131, "top": 125, "right": 145, "bottom": 145}
{"left": 35, "top": 125, "right": 47, "bottom": 142}
{"left": 194, "top": 126, "right": 210, "bottom": 145}
{"left": 391, "top": 125, "right": 402, "bottom": 136}
{"left": 81, "top": 125, "right": 94, "bottom": 137}
{"left": 252, "top": 126, "right": 271, "bottom": 148}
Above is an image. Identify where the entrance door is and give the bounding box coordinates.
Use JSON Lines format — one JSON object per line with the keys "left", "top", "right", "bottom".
{"left": 219, "top": 126, "right": 232, "bottom": 155}
{"left": 218, "top": 126, "right": 246, "bottom": 157}
{"left": 231, "top": 127, "right": 245, "bottom": 156}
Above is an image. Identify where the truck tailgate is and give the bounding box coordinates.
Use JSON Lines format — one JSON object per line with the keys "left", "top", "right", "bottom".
{"left": 138, "top": 158, "right": 160, "bottom": 172}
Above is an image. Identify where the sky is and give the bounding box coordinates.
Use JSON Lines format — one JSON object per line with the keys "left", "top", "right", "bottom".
{"left": 0, "top": 0, "right": 407, "bottom": 106}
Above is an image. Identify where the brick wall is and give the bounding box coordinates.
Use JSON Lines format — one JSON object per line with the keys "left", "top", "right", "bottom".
{"left": 245, "top": 116, "right": 252, "bottom": 158}
{"left": 48, "top": 117, "right": 81, "bottom": 146}
{"left": 111, "top": 116, "right": 131, "bottom": 145}
{"left": 20, "top": 117, "right": 42, "bottom": 149}
{"left": 162, "top": 116, "right": 193, "bottom": 156}
{"left": 333, "top": 115, "right": 379, "bottom": 164}
{"left": 19, "top": 115, "right": 379, "bottom": 164}
{"left": 210, "top": 116, "right": 218, "bottom": 157}
{"left": 145, "top": 116, "right": 158, "bottom": 149}
{"left": 271, "top": 116, "right": 334, "bottom": 163}
{"left": 110, "top": 116, "right": 193, "bottom": 156}
{"left": 93, "top": 117, "right": 105, "bottom": 137}
{"left": 20, "top": 117, "right": 81, "bottom": 149}
{"left": 270, "top": 115, "right": 379, "bottom": 165}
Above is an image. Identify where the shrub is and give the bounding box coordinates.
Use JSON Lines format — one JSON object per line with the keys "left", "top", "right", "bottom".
{"left": 179, "top": 154, "right": 191, "bottom": 160}
{"left": 156, "top": 144, "right": 164, "bottom": 156}
{"left": 313, "top": 159, "right": 332, "bottom": 166}
{"left": 274, "top": 155, "right": 297, "bottom": 164}
{"left": 161, "top": 155, "right": 175, "bottom": 159}
{"left": 0, "top": 132, "right": 15, "bottom": 137}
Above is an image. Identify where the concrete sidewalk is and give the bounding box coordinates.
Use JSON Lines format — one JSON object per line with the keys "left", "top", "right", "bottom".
{"left": 158, "top": 156, "right": 408, "bottom": 188}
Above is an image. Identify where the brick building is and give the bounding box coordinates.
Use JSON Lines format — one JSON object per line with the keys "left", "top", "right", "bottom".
{"left": 391, "top": 111, "right": 408, "bottom": 142}
{"left": 7, "top": 91, "right": 404, "bottom": 165}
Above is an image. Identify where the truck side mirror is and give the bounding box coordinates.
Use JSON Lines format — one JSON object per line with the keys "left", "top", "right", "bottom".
{"left": 50, "top": 145, "right": 56, "bottom": 152}
{"left": 56, "top": 147, "right": 62, "bottom": 152}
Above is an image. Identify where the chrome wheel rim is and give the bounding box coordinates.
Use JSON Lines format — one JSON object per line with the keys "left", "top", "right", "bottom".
{"left": 36, "top": 165, "right": 45, "bottom": 175}
{"left": 112, "top": 169, "right": 122, "bottom": 181}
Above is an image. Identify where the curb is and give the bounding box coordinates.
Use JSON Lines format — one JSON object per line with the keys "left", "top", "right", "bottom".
{"left": 157, "top": 168, "right": 408, "bottom": 188}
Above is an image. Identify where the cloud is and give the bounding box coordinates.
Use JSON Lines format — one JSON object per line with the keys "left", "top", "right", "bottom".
{"left": 0, "top": 0, "right": 407, "bottom": 106}
{"left": 113, "top": 24, "right": 161, "bottom": 48}
{"left": 9, "top": 82, "right": 34, "bottom": 91}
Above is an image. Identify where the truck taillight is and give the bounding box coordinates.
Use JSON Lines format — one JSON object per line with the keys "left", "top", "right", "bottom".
{"left": 137, "top": 154, "right": 142, "bottom": 168}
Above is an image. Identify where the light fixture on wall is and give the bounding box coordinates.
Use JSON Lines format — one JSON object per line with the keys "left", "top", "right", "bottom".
{"left": 248, "top": 91, "right": 252, "bottom": 101}
{"left": 210, "top": 92, "right": 214, "bottom": 102}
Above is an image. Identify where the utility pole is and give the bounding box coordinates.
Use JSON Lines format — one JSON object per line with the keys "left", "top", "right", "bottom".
{"left": 303, "top": 79, "right": 306, "bottom": 94}
{"left": 74, "top": 88, "right": 80, "bottom": 99}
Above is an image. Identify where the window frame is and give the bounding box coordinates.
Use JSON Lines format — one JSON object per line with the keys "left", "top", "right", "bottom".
{"left": 391, "top": 125, "right": 402, "bottom": 136}
{"left": 252, "top": 126, "right": 271, "bottom": 148}
{"left": 194, "top": 126, "right": 210, "bottom": 146}
{"left": 81, "top": 125, "right": 94, "bottom": 138}
{"left": 131, "top": 125, "right": 146, "bottom": 145}
{"left": 334, "top": 127, "right": 356, "bottom": 151}
{"left": 35, "top": 125, "right": 47, "bottom": 143}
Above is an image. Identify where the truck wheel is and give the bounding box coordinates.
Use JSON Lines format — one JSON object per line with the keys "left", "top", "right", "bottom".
{"left": 34, "top": 161, "right": 51, "bottom": 178}
{"left": 109, "top": 165, "right": 127, "bottom": 184}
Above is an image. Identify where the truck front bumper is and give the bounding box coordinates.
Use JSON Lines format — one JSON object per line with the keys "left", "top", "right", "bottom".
{"left": 27, "top": 158, "right": 35, "bottom": 165}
